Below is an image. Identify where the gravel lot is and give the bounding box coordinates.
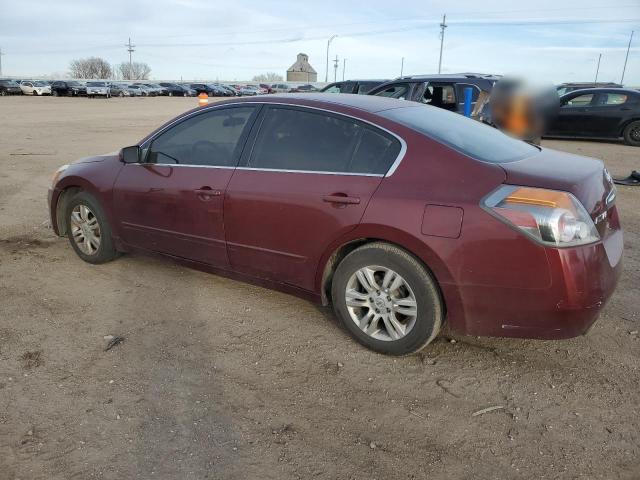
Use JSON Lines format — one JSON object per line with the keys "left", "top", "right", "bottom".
{"left": 0, "top": 96, "right": 639, "bottom": 480}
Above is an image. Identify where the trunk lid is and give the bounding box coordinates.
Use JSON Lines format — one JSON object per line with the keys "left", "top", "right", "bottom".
{"left": 499, "top": 148, "right": 618, "bottom": 237}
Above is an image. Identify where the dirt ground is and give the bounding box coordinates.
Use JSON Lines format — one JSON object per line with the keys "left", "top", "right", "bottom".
{"left": 0, "top": 96, "right": 638, "bottom": 480}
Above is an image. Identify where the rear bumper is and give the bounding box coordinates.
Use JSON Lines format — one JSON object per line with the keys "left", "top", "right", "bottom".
{"left": 448, "top": 229, "right": 623, "bottom": 339}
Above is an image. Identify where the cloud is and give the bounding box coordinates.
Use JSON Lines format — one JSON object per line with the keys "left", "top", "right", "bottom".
{"left": 0, "top": 0, "right": 638, "bottom": 84}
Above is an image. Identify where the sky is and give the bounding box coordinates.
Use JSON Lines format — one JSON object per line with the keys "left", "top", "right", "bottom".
{"left": 0, "top": 0, "right": 639, "bottom": 85}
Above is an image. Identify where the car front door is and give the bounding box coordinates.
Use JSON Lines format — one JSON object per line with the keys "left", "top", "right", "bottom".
{"left": 112, "top": 105, "right": 259, "bottom": 267}
{"left": 548, "top": 92, "right": 597, "bottom": 136}
{"left": 223, "top": 105, "right": 403, "bottom": 291}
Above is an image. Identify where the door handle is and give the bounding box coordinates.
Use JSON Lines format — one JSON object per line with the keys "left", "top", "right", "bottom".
{"left": 194, "top": 187, "right": 222, "bottom": 200}
{"left": 322, "top": 194, "right": 360, "bottom": 205}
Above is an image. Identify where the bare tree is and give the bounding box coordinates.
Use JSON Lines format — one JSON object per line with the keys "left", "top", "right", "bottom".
{"left": 69, "top": 57, "right": 112, "bottom": 79}
{"left": 118, "top": 61, "right": 152, "bottom": 80}
{"left": 252, "top": 72, "right": 283, "bottom": 82}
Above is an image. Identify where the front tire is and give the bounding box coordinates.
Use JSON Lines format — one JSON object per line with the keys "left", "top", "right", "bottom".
{"left": 65, "top": 192, "right": 119, "bottom": 264}
{"left": 623, "top": 121, "right": 640, "bottom": 147}
{"left": 331, "top": 242, "right": 443, "bottom": 355}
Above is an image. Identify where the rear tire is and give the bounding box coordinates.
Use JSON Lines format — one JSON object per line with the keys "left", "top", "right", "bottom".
{"left": 64, "top": 191, "right": 119, "bottom": 264}
{"left": 331, "top": 242, "right": 443, "bottom": 355}
{"left": 623, "top": 121, "right": 640, "bottom": 147}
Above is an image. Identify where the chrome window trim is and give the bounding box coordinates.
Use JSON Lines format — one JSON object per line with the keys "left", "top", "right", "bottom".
{"left": 127, "top": 163, "right": 236, "bottom": 170}
{"left": 140, "top": 101, "right": 408, "bottom": 177}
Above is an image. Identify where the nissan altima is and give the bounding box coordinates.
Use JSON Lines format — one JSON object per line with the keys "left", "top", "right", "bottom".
{"left": 48, "top": 94, "right": 622, "bottom": 355}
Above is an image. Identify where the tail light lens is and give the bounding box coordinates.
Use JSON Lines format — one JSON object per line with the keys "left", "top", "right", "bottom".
{"left": 483, "top": 185, "right": 600, "bottom": 247}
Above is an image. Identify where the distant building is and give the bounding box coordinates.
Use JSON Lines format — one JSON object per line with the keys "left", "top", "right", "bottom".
{"left": 286, "top": 53, "right": 317, "bottom": 82}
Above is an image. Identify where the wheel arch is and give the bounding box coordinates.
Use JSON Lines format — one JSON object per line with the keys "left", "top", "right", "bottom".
{"left": 620, "top": 117, "right": 640, "bottom": 136}
{"left": 51, "top": 176, "right": 101, "bottom": 236}
{"left": 316, "top": 226, "right": 456, "bottom": 317}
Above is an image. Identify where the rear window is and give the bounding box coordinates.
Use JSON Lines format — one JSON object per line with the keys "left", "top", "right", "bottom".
{"left": 380, "top": 105, "right": 538, "bottom": 163}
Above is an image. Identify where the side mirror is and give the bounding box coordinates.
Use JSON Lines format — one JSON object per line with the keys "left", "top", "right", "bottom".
{"left": 120, "top": 145, "right": 141, "bottom": 163}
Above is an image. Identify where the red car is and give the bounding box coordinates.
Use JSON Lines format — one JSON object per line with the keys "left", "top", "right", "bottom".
{"left": 48, "top": 94, "right": 622, "bottom": 355}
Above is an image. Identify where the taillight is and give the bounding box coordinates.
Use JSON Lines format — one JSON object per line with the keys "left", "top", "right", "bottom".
{"left": 483, "top": 185, "right": 600, "bottom": 247}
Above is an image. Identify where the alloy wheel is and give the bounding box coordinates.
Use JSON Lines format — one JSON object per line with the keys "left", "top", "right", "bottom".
{"left": 70, "top": 204, "right": 101, "bottom": 255}
{"left": 345, "top": 265, "right": 418, "bottom": 341}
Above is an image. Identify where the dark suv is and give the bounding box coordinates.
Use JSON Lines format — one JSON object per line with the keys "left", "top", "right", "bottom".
{"left": 368, "top": 73, "right": 500, "bottom": 114}
{"left": 0, "top": 79, "right": 23, "bottom": 96}
{"left": 51, "top": 80, "right": 87, "bottom": 97}
{"left": 321, "top": 79, "right": 388, "bottom": 95}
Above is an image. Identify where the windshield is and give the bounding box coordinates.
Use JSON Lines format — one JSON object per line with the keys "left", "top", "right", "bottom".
{"left": 33, "top": 81, "right": 48, "bottom": 86}
{"left": 87, "top": 82, "right": 106, "bottom": 87}
{"left": 380, "top": 105, "right": 538, "bottom": 163}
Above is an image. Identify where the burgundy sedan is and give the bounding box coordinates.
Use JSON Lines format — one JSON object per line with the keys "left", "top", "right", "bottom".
{"left": 48, "top": 94, "right": 622, "bottom": 355}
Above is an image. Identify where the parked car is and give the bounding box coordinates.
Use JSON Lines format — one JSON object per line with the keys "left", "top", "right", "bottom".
{"left": 148, "top": 83, "right": 168, "bottom": 95}
{"left": 271, "top": 83, "right": 292, "bottom": 93}
{"left": 126, "top": 85, "right": 145, "bottom": 96}
{"left": 289, "top": 84, "right": 319, "bottom": 93}
{"left": 0, "top": 79, "right": 24, "bottom": 95}
{"left": 86, "top": 81, "right": 111, "bottom": 98}
{"left": 51, "top": 80, "right": 86, "bottom": 97}
{"left": 187, "top": 83, "right": 218, "bottom": 96}
{"left": 207, "top": 84, "right": 234, "bottom": 96}
{"left": 368, "top": 73, "right": 501, "bottom": 115}
{"left": 556, "top": 82, "right": 623, "bottom": 97}
{"left": 259, "top": 83, "right": 273, "bottom": 94}
{"left": 545, "top": 88, "right": 640, "bottom": 146}
{"left": 48, "top": 94, "right": 622, "bottom": 355}
{"left": 19, "top": 80, "right": 51, "bottom": 96}
{"left": 159, "top": 82, "right": 194, "bottom": 97}
{"left": 220, "top": 84, "right": 239, "bottom": 96}
{"left": 134, "top": 83, "right": 158, "bottom": 96}
{"left": 108, "top": 83, "right": 131, "bottom": 97}
{"left": 238, "top": 85, "right": 260, "bottom": 96}
{"left": 321, "top": 79, "right": 388, "bottom": 94}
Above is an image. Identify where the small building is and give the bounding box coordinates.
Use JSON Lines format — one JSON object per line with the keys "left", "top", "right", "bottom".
{"left": 286, "top": 53, "right": 317, "bottom": 83}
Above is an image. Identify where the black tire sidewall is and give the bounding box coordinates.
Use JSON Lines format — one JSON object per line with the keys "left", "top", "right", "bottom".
{"left": 331, "top": 244, "right": 442, "bottom": 355}
{"left": 624, "top": 121, "right": 640, "bottom": 147}
{"left": 64, "top": 192, "right": 118, "bottom": 264}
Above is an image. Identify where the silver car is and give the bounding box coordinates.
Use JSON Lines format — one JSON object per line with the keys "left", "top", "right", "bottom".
{"left": 86, "top": 81, "right": 111, "bottom": 98}
{"left": 19, "top": 80, "right": 51, "bottom": 96}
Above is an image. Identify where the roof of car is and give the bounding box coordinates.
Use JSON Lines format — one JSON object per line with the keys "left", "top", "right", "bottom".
{"left": 238, "top": 92, "right": 420, "bottom": 113}
{"left": 396, "top": 73, "right": 501, "bottom": 81}
{"left": 560, "top": 87, "right": 640, "bottom": 96}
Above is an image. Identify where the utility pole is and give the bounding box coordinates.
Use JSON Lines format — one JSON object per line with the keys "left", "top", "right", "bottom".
{"left": 438, "top": 14, "right": 447, "bottom": 74}
{"left": 333, "top": 55, "right": 339, "bottom": 82}
{"left": 342, "top": 58, "right": 346, "bottom": 81}
{"left": 621, "top": 30, "right": 634, "bottom": 84}
{"left": 400, "top": 57, "right": 404, "bottom": 76}
{"left": 125, "top": 37, "right": 135, "bottom": 79}
{"left": 0, "top": 47, "right": 3, "bottom": 77}
{"left": 325, "top": 35, "right": 337, "bottom": 82}
{"left": 594, "top": 53, "right": 602, "bottom": 85}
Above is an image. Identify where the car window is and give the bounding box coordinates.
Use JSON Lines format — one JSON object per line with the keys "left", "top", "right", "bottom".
{"left": 356, "top": 82, "right": 379, "bottom": 94}
{"left": 147, "top": 107, "right": 256, "bottom": 167}
{"left": 422, "top": 84, "right": 457, "bottom": 106}
{"left": 564, "top": 94, "right": 594, "bottom": 107}
{"left": 249, "top": 107, "right": 400, "bottom": 175}
{"left": 373, "top": 83, "right": 410, "bottom": 100}
{"left": 599, "top": 93, "right": 628, "bottom": 105}
{"left": 380, "top": 105, "right": 538, "bottom": 164}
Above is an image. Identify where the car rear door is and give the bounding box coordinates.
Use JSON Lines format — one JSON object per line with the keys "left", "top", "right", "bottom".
{"left": 113, "top": 105, "right": 259, "bottom": 267}
{"left": 587, "top": 91, "right": 635, "bottom": 138}
{"left": 223, "top": 105, "right": 403, "bottom": 291}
